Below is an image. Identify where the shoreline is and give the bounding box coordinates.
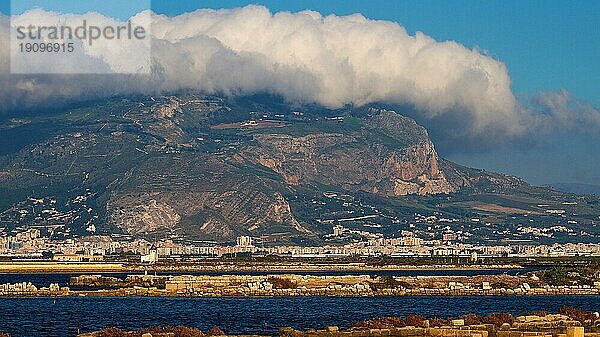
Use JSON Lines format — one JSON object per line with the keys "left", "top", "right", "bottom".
{"left": 74, "top": 308, "right": 600, "bottom": 337}
{"left": 0, "top": 292, "right": 600, "bottom": 300}
{"left": 0, "top": 262, "right": 523, "bottom": 274}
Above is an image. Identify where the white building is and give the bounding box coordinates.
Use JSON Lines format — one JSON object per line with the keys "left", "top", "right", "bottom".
{"left": 236, "top": 236, "right": 254, "bottom": 247}
{"left": 141, "top": 245, "right": 158, "bottom": 263}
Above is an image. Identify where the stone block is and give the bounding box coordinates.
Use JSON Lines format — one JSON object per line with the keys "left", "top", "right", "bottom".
{"left": 427, "top": 328, "right": 442, "bottom": 337}
{"left": 524, "top": 316, "right": 539, "bottom": 322}
{"left": 280, "top": 327, "right": 295, "bottom": 337}
{"left": 566, "top": 327, "right": 584, "bottom": 337}
{"left": 496, "top": 332, "right": 510, "bottom": 337}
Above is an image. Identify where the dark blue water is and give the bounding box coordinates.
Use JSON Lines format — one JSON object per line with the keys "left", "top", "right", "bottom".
{"left": 0, "top": 268, "right": 540, "bottom": 288}
{"left": 0, "top": 296, "right": 598, "bottom": 337}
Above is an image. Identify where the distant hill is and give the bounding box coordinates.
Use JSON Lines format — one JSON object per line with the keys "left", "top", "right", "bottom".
{"left": 1, "top": 92, "right": 598, "bottom": 244}
{"left": 550, "top": 183, "right": 600, "bottom": 196}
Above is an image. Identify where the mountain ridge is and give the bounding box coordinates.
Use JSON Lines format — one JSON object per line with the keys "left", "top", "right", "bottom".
{"left": 0, "top": 93, "right": 597, "bottom": 244}
{"left": 549, "top": 183, "right": 600, "bottom": 196}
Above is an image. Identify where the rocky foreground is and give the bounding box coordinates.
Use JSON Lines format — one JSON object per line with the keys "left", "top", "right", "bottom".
{"left": 74, "top": 307, "right": 600, "bottom": 337}
{"left": 2, "top": 273, "right": 600, "bottom": 297}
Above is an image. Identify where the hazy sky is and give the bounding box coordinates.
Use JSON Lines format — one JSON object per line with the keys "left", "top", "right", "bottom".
{"left": 2, "top": 1, "right": 599, "bottom": 186}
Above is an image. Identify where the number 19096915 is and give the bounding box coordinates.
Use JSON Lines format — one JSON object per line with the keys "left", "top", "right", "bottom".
{"left": 19, "top": 42, "right": 75, "bottom": 53}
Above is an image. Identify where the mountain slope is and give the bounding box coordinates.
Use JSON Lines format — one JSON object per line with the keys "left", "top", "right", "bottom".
{"left": 0, "top": 93, "right": 597, "bottom": 244}
{"left": 550, "top": 183, "right": 600, "bottom": 196}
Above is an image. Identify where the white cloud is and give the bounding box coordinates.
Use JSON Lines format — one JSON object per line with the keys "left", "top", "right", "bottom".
{"left": 529, "top": 90, "right": 600, "bottom": 135}
{"left": 148, "top": 6, "right": 520, "bottom": 135}
{"left": 0, "top": 6, "right": 599, "bottom": 144}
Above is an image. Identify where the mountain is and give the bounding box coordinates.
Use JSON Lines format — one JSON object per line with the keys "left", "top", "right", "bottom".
{"left": 550, "top": 183, "right": 600, "bottom": 196}
{"left": 0, "top": 93, "right": 598, "bottom": 244}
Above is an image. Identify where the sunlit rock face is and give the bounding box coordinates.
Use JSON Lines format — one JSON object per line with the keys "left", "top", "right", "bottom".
{"left": 240, "top": 110, "right": 455, "bottom": 197}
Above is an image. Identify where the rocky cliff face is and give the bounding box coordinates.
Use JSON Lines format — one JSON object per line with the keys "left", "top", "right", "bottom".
{"left": 239, "top": 111, "right": 455, "bottom": 196}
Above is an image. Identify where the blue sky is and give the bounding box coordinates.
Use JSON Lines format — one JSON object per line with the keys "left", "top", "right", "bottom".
{"left": 8, "top": 0, "right": 149, "bottom": 20}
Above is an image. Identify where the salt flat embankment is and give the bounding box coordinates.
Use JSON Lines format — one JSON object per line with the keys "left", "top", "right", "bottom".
{"left": 2, "top": 273, "right": 600, "bottom": 297}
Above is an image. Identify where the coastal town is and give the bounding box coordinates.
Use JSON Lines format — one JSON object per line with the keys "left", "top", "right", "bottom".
{"left": 2, "top": 230, "right": 600, "bottom": 262}
{"left": 2, "top": 0, "right": 600, "bottom": 336}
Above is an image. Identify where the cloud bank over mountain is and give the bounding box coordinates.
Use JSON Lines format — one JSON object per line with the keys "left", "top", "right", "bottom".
{"left": 0, "top": 5, "right": 599, "bottom": 147}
